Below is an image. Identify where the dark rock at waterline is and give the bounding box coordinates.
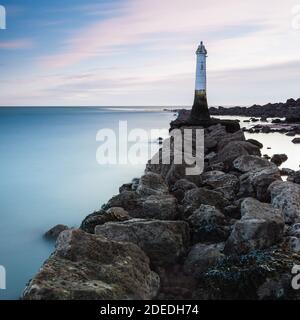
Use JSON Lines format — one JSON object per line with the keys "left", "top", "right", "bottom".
{"left": 44, "top": 224, "right": 69, "bottom": 240}
{"left": 246, "top": 139, "right": 263, "bottom": 149}
{"left": 23, "top": 229, "right": 160, "bottom": 300}
{"left": 80, "top": 208, "right": 130, "bottom": 234}
{"left": 210, "top": 98, "right": 300, "bottom": 119}
{"left": 292, "top": 138, "right": 300, "bottom": 144}
{"left": 287, "top": 170, "right": 300, "bottom": 185}
{"left": 271, "top": 154, "right": 288, "bottom": 167}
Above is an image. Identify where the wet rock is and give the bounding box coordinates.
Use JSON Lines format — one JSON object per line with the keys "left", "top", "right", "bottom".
{"left": 217, "top": 130, "right": 245, "bottom": 150}
{"left": 271, "top": 154, "right": 288, "bottom": 166}
{"left": 286, "top": 132, "right": 296, "bottom": 137}
{"left": 23, "top": 229, "right": 160, "bottom": 300}
{"left": 142, "top": 195, "right": 179, "bottom": 220}
{"left": 183, "top": 243, "right": 225, "bottom": 278}
{"left": 80, "top": 208, "right": 130, "bottom": 234}
{"left": 288, "top": 223, "right": 300, "bottom": 238}
{"left": 233, "top": 155, "right": 274, "bottom": 173}
{"left": 136, "top": 172, "right": 169, "bottom": 197}
{"left": 262, "top": 126, "right": 271, "bottom": 133}
{"left": 195, "top": 248, "right": 300, "bottom": 300}
{"left": 292, "top": 138, "right": 300, "bottom": 144}
{"left": 287, "top": 170, "right": 300, "bottom": 185}
{"left": 95, "top": 219, "right": 190, "bottom": 267}
{"left": 170, "top": 179, "right": 197, "bottom": 202}
{"left": 183, "top": 188, "right": 230, "bottom": 217}
{"left": 102, "top": 191, "right": 143, "bottom": 218}
{"left": 217, "top": 141, "right": 261, "bottom": 169}
{"left": 200, "top": 171, "right": 239, "bottom": 200}
{"left": 268, "top": 181, "right": 300, "bottom": 224}
{"left": 187, "top": 205, "right": 230, "bottom": 243}
{"left": 238, "top": 165, "right": 281, "bottom": 202}
{"left": 246, "top": 139, "right": 263, "bottom": 149}
{"left": 280, "top": 168, "right": 295, "bottom": 176}
{"left": 224, "top": 198, "right": 284, "bottom": 255}
{"left": 224, "top": 204, "right": 241, "bottom": 219}
{"left": 286, "top": 237, "right": 300, "bottom": 253}
{"left": 44, "top": 224, "right": 69, "bottom": 240}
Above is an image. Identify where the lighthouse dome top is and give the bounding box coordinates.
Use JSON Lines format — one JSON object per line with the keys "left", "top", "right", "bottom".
{"left": 196, "top": 41, "right": 207, "bottom": 55}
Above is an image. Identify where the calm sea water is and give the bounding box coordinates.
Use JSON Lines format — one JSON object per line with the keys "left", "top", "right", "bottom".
{"left": 0, "top": 109, "right": 299, "bottom": 300}
{"left": 0, "top": 107, "right": 174, "bottom": 300}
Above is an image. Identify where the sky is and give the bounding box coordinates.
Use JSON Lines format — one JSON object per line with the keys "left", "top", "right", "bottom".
{"left": 0, "top": 0, "right": 300, "bottom": 107}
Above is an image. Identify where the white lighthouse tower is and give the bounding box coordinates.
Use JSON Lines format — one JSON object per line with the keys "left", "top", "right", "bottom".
{"left": 189, "top": 41, "right": 210, "bottom": 122}
{"left": 195, "top": 41, "right": 207, "bottom": 95}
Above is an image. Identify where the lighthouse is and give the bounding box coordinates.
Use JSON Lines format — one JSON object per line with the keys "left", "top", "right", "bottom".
{"left": 189, "top": 41, "right": 211, "bottom": 122}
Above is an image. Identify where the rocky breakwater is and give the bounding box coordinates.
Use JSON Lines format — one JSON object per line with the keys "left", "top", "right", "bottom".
{"left": 23, "top": 118, "right": 300, "bottom": 300}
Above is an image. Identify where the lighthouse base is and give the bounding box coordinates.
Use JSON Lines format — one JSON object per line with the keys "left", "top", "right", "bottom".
{"left": 189, "top": 91, "right": 211, "bottom": 123}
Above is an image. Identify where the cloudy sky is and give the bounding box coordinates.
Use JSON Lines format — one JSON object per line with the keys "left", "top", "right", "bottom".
{"left": 0, "top": 0, "right": 300, "bottom": 106}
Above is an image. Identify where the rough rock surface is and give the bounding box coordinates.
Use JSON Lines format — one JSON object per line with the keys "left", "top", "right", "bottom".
{"left": 95, "top": 219, "right": 190, "bottom": 267}
{"left": 183, "top": 187, "right": 230, "bottom": 217}
{"left": 44, "top": 224, "right": 69, "bottom": 240}
{"left": 80, "top": 208, "right": 130, "bottom": 234}
{"left": 268, "top": 181, "right": 300, "bottom": 224}
{"left": 224, "top": 198, "right": 284, "bottom": 254}
{"left": 136, "top": 172, "right": 169, "bottom": 196}
{"left": 187, "top": 204, "right": 230, "bottom": 243}
{"left": 23, "top": 229, "right": 160, "bottom": 300}
{"left": 183, "top": 243, "right": 224, "bottom": 278}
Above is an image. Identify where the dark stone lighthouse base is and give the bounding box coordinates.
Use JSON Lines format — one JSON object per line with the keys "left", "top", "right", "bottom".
{"left": 170, "top": 109, "right": 240, "bottom": 133}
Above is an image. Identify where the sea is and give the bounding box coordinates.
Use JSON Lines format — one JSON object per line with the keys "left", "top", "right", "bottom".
{"left": 0, "top": 107, "right": 299, "bottom": 300}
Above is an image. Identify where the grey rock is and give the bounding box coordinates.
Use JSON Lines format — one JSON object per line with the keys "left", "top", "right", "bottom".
{"left": 136, "top": 172, "right": 169, "bottom": 197}
{"left": 23, "top": 229, "right": 160, "bottom": 300}
{"left": 44, "top": 224, "right": 69, "bottom": 240}
{"left": 238, "top": 165, "right": 281, "bottom": 202}
{"left": 188, "top": 204, "right": 229, "bottom": 243}
{"left": 95, "top": 219, "right": 190, "bottom": 267}
{"left": 80, "top": 208, "right": 130, "bottom": 234}
{"left": 183, "top": 243, "right": 224, "bottom": 278}
{"left": 233, "top": 155, "right": 275, "bottom": 173}
{"left": 200, "top": 171, "right": 239, "bottom": 200}
{"left": 218, "top": 141, "right": 261, "bottom": 168}
{"left": 142, "top": 195, "right": 179, "bottom": 220}
{"left": 288, "top": 223, "right": 300, "bottom": 238}
{"left": 183, "top": 188, "right": 230, "bottom": 217}
{"left": 224, "top": 198, "right": 284, "bottom": 255}
{"left": 268, "top": 181, "right": 300, "bottom": 224}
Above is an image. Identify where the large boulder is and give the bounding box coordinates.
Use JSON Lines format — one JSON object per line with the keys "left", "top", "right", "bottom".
{"left": 195, "top": 248, "right": 300, "bottom": 300}
{"left": 217, "top": 130, "right": 245, "bottom": 150}
{"left": 80, "top": 208, "right": 130, "bottom": 234}
{"left": 102, "top": 191, "right": 143, "bottom": 218}
{"left": 200, "top": 171, "right": 239, "bottom": 200}
{"left": 136, "top": 172, "right": 169, "bottom": 197}
{"left": 95, "top": 219, "right": 190, "bottom": 267}
{"left": 142, "top": 195, "right": 179, "bottom": 220}
{"left": 233, "top": 155, "right": 274, "bottom": 173}
{"left": 23, "top": 229, "right": 160, "bottom": 300}
{"left": 238, "top": 165, "right": 281, "bottom": 202}
{"left": 183, "top": 243, "right": 225, "bottom": 278}
{"left": 224, "top": 198, "right": 284, "bottom": 255}
{"left": 217, "top": 141, "right": 261, "bottom": 169}
{"left": 268, "top": 181, "right": 300, "bottom": 224}
{"left": 182, "top": 188, "right": 230, "bottom": 217}
{"left": 187, "top": 204, "right": 230, "bottom": 243}
{"left": 170, "top": 179, "right": 197, "bottom": 202}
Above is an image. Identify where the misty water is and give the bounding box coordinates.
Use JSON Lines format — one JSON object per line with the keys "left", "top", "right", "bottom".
{"left": 0, "top": 108, "right": 299, "bottom": 299}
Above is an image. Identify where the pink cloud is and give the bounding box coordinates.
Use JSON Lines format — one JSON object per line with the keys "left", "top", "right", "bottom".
{"left": 0, "top": 39, "right": 33, "bottom": 50}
